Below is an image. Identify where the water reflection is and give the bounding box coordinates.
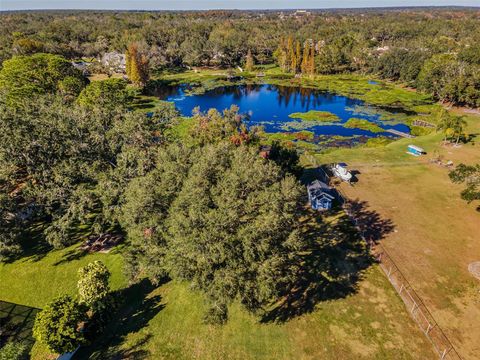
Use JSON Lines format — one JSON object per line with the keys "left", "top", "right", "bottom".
{"left": 149, "top": 83, "right": 411, "bottom": 138}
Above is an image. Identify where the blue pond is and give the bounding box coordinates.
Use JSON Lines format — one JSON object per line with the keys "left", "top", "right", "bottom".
{"left": 154, "top": 84, "right": 410, "bottom": 138}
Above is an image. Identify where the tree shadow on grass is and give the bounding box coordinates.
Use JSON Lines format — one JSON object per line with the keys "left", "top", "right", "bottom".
{"left": 261, "top": 202, "right": 395, "bottom": 323}
{"left": 73, "top": 279, "right": 165, "bottom": 360}
{"left": 344, "top": 199, "right": 395, "bottom": 244}
{"left": 52, "top": 246, "right": 88, "bottom": 266}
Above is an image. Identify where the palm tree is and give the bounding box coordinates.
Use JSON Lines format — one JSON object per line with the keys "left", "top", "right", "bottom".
{"left": 436, "top": 108, "right": 453, "bottom": 143}
{"left": 452, "top": 115, "right": 467, "bottom": 145}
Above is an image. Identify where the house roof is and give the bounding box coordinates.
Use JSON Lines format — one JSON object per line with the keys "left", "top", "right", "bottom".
{"left": 307, "top": 180, "right": 330, "bottom": 192}
{"left": 307, "top": 180, "right": 334, "bottom": 201}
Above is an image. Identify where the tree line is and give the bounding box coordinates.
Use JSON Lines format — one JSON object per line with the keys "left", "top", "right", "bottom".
{"left": 1, "top": 9, "right": 480, "bottom": 106}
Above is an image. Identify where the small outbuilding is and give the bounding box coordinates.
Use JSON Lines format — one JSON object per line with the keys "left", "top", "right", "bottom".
{"left": 307, "top": 180, "right": 335, "bottom": 211}
{"left": 407, "top": 144, "right": 425, "bottom": 156}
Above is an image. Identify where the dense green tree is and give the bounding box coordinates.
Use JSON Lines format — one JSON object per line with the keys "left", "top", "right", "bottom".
{"left": 417, "top": 54, "right": 460, "bottom": 103}
{"left": 435, "top": 108, "right": 467, "bottom": 144}
{"left": 77, "top": 78, "right": 132, "bottom": 110}
{"left": 0, "top": 341, "right": 29, "bottom": 360}
{"left": 165, "top": 143, "right": 304, "bottom": 322}
{"left": 121, "top": 144, "right": 194, "bottom": 282}
{"left": 77, "top": 261, "right": 111, "bottom": 311}
{"left": 372, "top": 48, "right": 427, "bottom": 85}
{"left": 315, "top": 35, "right": 357, "bottom": 74}
{"left": 0, "top": 93, "right": 175, "bottom": 250}
{"left": 0, "top": 192, "right": 21, "bottom": 262}
{"left": 12, "top": 38, "right": 45, "bottom": 55}
{"left": 458, "top": 44, "right": 480, "bottom": 65}
{"left": 449, "top": 164, "right": 480, "bottom": 210}
{"left": 33, "top": 295, "right": 88, "bottom": 354}
{"left": 0, "top": 53, "right": 86, "bottom": 104}
{"left": 124, "top": 142, "right": 305, "bottom": 323}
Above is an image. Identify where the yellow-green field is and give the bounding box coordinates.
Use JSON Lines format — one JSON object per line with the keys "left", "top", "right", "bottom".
{"left": 311, "top": 110, "right": 480, "bottom": 359}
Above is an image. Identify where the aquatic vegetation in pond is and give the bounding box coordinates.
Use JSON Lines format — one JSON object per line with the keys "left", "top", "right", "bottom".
{"left": 264, "top": 130, "right": 315, "bottom": 142}
{"left": 153, "top": 83, "right": 413, "bottom": 142}
{"left": 288, "top": 110, "right": 340, "bottom": 122}
{"left": 344, "top": 118, "right": 384, "bottom": 133}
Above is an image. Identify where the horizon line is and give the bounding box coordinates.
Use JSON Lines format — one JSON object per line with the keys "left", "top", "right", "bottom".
{"left": 2, "top": 5, "right": 480, "bottom": 12}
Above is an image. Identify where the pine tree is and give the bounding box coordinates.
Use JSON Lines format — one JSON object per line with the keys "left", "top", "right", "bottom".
{"left": 245, "top": 49, "right": 254, "bottom": 71}
{"left": 308, "top": 44, "right": 316, "bottom": 76}
{"left": 301, "top": 42, "right": 309, "bottom": 74}
{"left": 295, "top": 41, "right": 302, "bottom": 74}
{"left": 287, "top": 36, "right": 294, "bottom": 72}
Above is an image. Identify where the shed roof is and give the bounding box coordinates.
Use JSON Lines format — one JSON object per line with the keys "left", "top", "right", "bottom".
{"left": 408, "top": 144, "right": 425, "bottom": 152}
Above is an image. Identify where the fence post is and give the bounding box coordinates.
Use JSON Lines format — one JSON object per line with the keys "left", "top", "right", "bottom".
{"left": 411, "top": 301, "right": 418, "bottom": 314}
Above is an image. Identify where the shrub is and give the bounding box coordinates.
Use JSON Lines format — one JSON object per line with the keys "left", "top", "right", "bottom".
{"left": 33, "top": 295, "right": 88, "bottom": 354}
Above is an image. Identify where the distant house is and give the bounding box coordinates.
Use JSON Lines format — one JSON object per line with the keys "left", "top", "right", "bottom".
{"left": 307, "top": 180, "right": 335, "bottom": 211}
{"left": 293, "top": 10, "right": 312, "bottom": 18}
{"left": 101, "top": 51, "right": 126, "bottom": 73}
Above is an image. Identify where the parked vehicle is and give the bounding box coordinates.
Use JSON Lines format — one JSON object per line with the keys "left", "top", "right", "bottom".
{"left": 332, "top": 163, "right": 352, "bottom": 182}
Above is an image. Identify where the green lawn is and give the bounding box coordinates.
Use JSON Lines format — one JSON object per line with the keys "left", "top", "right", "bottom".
{"left": 0, "top": 244, "right": 126, "bottom": 308}
{"left": 0, "top": 211, "right": 437, "bottom": 359}
{"left": 73, "top": 266, "right": 434, "bottom": 360}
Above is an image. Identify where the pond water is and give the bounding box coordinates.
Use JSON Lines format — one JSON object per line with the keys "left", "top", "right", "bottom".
{"left": 153, "top": 84, "right": 411, "bottom": 138}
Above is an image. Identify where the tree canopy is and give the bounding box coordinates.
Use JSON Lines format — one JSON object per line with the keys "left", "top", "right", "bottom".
{"left": 122, "top": 142, "right": 305, "bottom": 322}
{"left": 1, "top": 10, "right": 480, "bottom": 106}
{"left": 77, "top": 78, "right": 132, "bottom": 110}
{"left": 78, "top": 261, "right": 111, "bottom": 311}
{"left": 0, "top": 53, "right": 86, "bottom": 104}
{"left": 0, "top": 90, "right": 176, "bottom": 253}
{"left": 449, "top": 164, "right": 480, "bottom": 210}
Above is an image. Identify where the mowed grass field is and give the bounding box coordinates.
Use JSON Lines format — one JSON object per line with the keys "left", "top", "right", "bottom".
{"left": 0, "top": 219, "right": 436, "bottom": 359}
{"left": 312, "top": 111, "right": 480, "bottom": 359}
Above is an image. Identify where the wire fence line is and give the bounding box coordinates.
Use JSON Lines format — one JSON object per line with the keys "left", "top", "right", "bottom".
{"left": 316, "top": 165, "right": 461, "bottom": 360}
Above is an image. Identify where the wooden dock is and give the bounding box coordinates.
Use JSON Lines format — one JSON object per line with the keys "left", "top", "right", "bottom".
{"left": 386, "top": 129, "right": 415, "bottom": 138}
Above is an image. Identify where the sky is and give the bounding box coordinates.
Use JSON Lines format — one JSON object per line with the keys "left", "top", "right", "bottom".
{"left": 1, "top": 0, "right": 479, "bottom": 11}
